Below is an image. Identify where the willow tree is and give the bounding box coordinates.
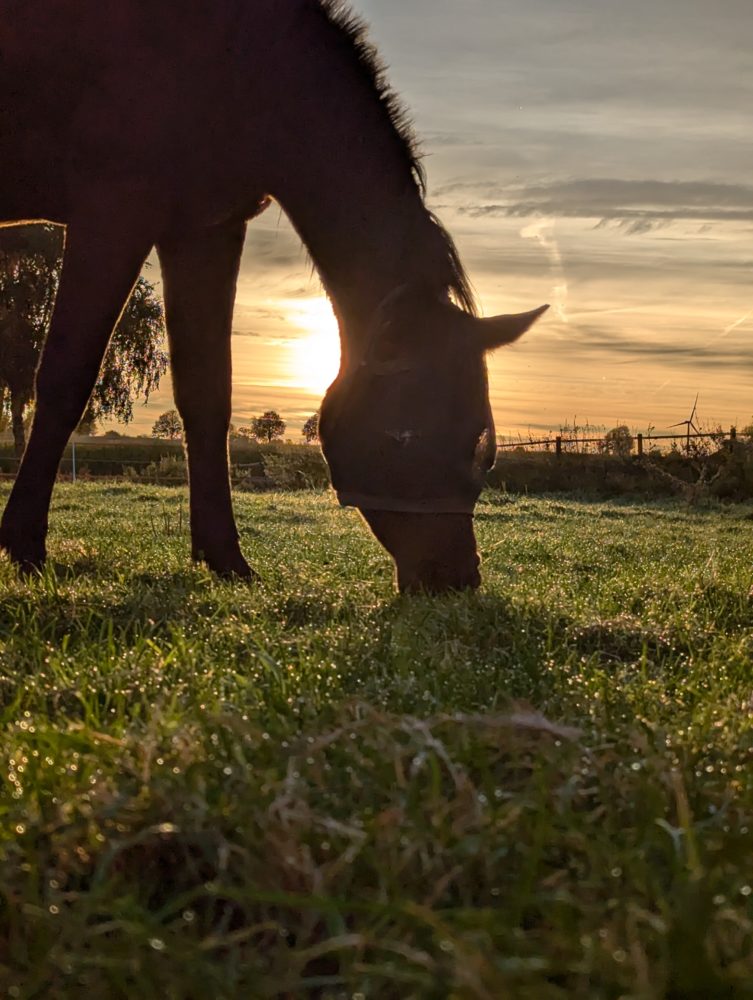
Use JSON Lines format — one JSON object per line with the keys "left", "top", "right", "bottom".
{"left": 0, "top": 224, "right": 168, "bottom": 454}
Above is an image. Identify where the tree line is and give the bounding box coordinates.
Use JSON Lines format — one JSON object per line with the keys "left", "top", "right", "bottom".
{"left": 151, "top": 409, "right": 320, "bottom": 444}
{"left": 0, "top": 225, "right": 321, "bottom": 453}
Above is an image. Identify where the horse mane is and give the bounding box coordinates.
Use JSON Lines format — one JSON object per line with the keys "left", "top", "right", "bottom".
{"left": 315, "top": 1, "right": 477, "bottom": 315}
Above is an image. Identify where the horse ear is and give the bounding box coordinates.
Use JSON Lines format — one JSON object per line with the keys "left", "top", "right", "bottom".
{"left": 478, "top": 304, "right": 549, "bottom": 352}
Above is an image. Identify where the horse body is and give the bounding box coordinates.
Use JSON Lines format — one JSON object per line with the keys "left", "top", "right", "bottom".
{"left": 0, "top": 0, "right": 547, "bottom": 591}
{"left": 1, "top": 1, "right": 265, "bottom": 227}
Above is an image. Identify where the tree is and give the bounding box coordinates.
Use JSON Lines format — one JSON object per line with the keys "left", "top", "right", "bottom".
{"left": 230, "top": 425, "right": 255, "bottom": 442}
{"left": 0, "top": 224, "right": 168, "bottom": 455}
{"left": 85, "top": 272, "right": 168, "bottom": 427}
{"left": 302, "top": 412, "right": 319, "bottom": 443}
{"left": 0, "top": 226, "right": 59, "bottom": 454}
{"left": 151, "top": 409, "right": 183, "bottom": 440}
{"left": 251, "top": 410, "right": 286, "bottom": 443}
{"left": 603, "top": 425, "right": 634, "bottom": 457}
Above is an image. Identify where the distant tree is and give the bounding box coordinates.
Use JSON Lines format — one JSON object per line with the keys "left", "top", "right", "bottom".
{"left": 151, "top": 409, "right": 183, "bottom": 440}
{"left": 0, "top": 224, "right": 168, "bottom": 455}
{"left": 740, "top": 419, "right": 753, "bottom": 439}
{"left": 251, "top": 410, "right": 286, "bottom": 443}
{"left": 302, "top": 412, "right": 320, "bottom": 443}
{"left": 230, "top": 425, "right": 255, "bottom": 442}
{"left": 604, "top": 425, "right": 634, "bottom": 457}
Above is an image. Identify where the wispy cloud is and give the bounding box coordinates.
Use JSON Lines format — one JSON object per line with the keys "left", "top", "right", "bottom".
{"left": 519, "top": 218, "right": 569, "bottom": 322}
{"left": 723, "top": 309, "right": 753, "bottom": 336}
{"left": 452, "top": 179, "right": 753, "bottom": 234}
{"left": 566, "top": 323, "right": 753, "bottom": 371}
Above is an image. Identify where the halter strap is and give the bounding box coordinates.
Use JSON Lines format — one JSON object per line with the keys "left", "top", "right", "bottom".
{"left": 335, "top": 491, "right": 477, "bottom": 515}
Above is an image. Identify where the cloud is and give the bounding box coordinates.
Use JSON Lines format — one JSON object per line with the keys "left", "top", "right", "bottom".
{"left": 231, "top": 329, "right": 264, "bottom": 339}
{"left": 450, "top": 178, "right": 753, "bottom": 236}
{"left": 565, "top": 323, "right": 753, "bottom": 371}
{"left": 422, "top": 131, "right": 485, "bottom": 148}
{"left": 452, "top": 178, "right": 753, "bottom": 234}
{"left": 519, "top": 218, "right": 569, "bottom": 321}
{"left": 722, "top": 309, "right": 753, "bottom": 337}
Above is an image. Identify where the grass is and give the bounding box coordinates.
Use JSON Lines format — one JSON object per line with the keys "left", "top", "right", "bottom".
{"left": 1, "top": 483, "right": 753, "bottom": 998}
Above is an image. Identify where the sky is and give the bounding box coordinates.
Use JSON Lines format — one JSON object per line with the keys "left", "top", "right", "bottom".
{"left": 127, "top": 0, "right": 753, "bottom": 440}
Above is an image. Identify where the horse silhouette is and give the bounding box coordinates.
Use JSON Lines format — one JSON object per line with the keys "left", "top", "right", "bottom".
{"left": 0, "top": 0, "right": 547, "bottom": 592}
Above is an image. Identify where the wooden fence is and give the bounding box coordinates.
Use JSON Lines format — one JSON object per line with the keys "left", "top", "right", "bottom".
{"left": 0, "top": 427, "right": 742, "bottom": 484}
{"left": 496, "top": 427, "right": 739, "bottom": 458}
{"left": 0, "top": 442, "right": 329, "bottom": 488}
{"left": 0, "top": 453, "right": 268, "bottom": 486}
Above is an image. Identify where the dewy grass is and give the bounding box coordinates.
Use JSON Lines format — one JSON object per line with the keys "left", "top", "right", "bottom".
{"left": 1, "top": 483, "right": 753, "bottom": 998}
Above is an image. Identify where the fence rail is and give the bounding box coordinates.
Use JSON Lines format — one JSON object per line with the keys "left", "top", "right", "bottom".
{"left": 0, "top": 427, "right": 742, "bottom": 486}
{"left": 0, "top": 452, "right": 274, "bottom": 486}
{"left": 496, "top": 427, "right": 738, "bottom": 458}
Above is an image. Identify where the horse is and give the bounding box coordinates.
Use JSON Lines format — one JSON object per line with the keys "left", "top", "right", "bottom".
{"left": 0, "top": 0, "right": 547, "bottom": 593}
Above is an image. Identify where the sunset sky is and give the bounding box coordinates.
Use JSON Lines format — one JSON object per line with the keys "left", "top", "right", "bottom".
{"left": 130, "top": 0, "right": 753, "bottom": 440}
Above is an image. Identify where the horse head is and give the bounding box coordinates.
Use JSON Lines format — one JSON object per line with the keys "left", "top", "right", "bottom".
{"left": 319, "top": 287, "right": 548, "bottom": 593}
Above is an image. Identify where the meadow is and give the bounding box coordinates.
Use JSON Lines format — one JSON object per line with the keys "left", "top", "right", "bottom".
{"left": 1, "top": 483, "right": 753, "bottom": 998}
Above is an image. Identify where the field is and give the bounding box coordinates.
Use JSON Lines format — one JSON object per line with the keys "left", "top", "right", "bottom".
{"left": 1, "top": 483, "right": 753, "bottom": 998}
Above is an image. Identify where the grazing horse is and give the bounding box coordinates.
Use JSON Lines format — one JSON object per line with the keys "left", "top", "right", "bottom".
{"left": 0, "top": 0, "right": 547, "bottom": 593}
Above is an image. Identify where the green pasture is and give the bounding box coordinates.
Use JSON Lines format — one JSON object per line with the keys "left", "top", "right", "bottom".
{"left": 1, "top": 483, "right": 753, "bottom": 998}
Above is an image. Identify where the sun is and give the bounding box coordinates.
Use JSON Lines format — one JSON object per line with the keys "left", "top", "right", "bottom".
{"left": 284, "top": 296, "right": 341, "bottom": 395}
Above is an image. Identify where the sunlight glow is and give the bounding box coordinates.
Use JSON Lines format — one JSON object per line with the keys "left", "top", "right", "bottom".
{"left": 283, "top": 297, "right": 341, "bottom": 395}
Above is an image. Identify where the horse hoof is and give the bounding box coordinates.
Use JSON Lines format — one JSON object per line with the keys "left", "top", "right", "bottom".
{"left": 2, "top": 549, "right": 46, "bottom": 576}
{"left": 216, "top": 562, "right": 260, "bottom": 583}
{"left": 16, "top": 558, "right": 46, "bottom": 579}
{"left": 193, "top": 546, "right": 258, "bottom": 582}
{"left": 0, "top": 528, "right": 46, "bottom": 574}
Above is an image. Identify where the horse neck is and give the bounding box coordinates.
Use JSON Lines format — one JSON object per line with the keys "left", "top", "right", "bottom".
{"left": 277, "top": 177, "right": 438, "bottom": 358}
{"left": 263, "top": 7, "right": 457, "bottom": 360}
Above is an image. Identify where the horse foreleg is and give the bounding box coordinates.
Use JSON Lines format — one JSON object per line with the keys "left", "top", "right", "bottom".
{"left": 0, "top": 213, "right": 152, "bottom": 570}
{"left": 157, "top": 220, "right": 253, "bottom": 579}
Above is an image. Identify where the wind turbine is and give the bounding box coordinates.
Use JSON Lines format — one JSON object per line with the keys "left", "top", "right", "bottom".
{"left": 670, "top": 394, "right": 700, "bottom": 454}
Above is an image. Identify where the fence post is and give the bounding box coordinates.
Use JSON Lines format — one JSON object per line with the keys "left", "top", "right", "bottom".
{"left": 637, "top": 433, "right": 643, "bottom": 457}
{"left": 555, "top": 436, "right": 562, "bottom": 458}
{"left": 730, "top": 426, "right": 737, "bottom": 442}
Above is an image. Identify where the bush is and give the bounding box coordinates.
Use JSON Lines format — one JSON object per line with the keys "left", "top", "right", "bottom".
{"left": 489, "top": 452, "right": 690, "bottom": 499}
{"left": 488, "top": 441, "right": 753, "bottom": 502}
{"left": 603, "top": 425, "right": 633, "bottom": 457}
{"left": 139, "top": 454, "right": 188, "bottom": 485}
{"left": 707, "top": 440, "right": 753, "bottom": 500}
{"left": 260, "top": 448, "right": 330, "bottom": 490}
